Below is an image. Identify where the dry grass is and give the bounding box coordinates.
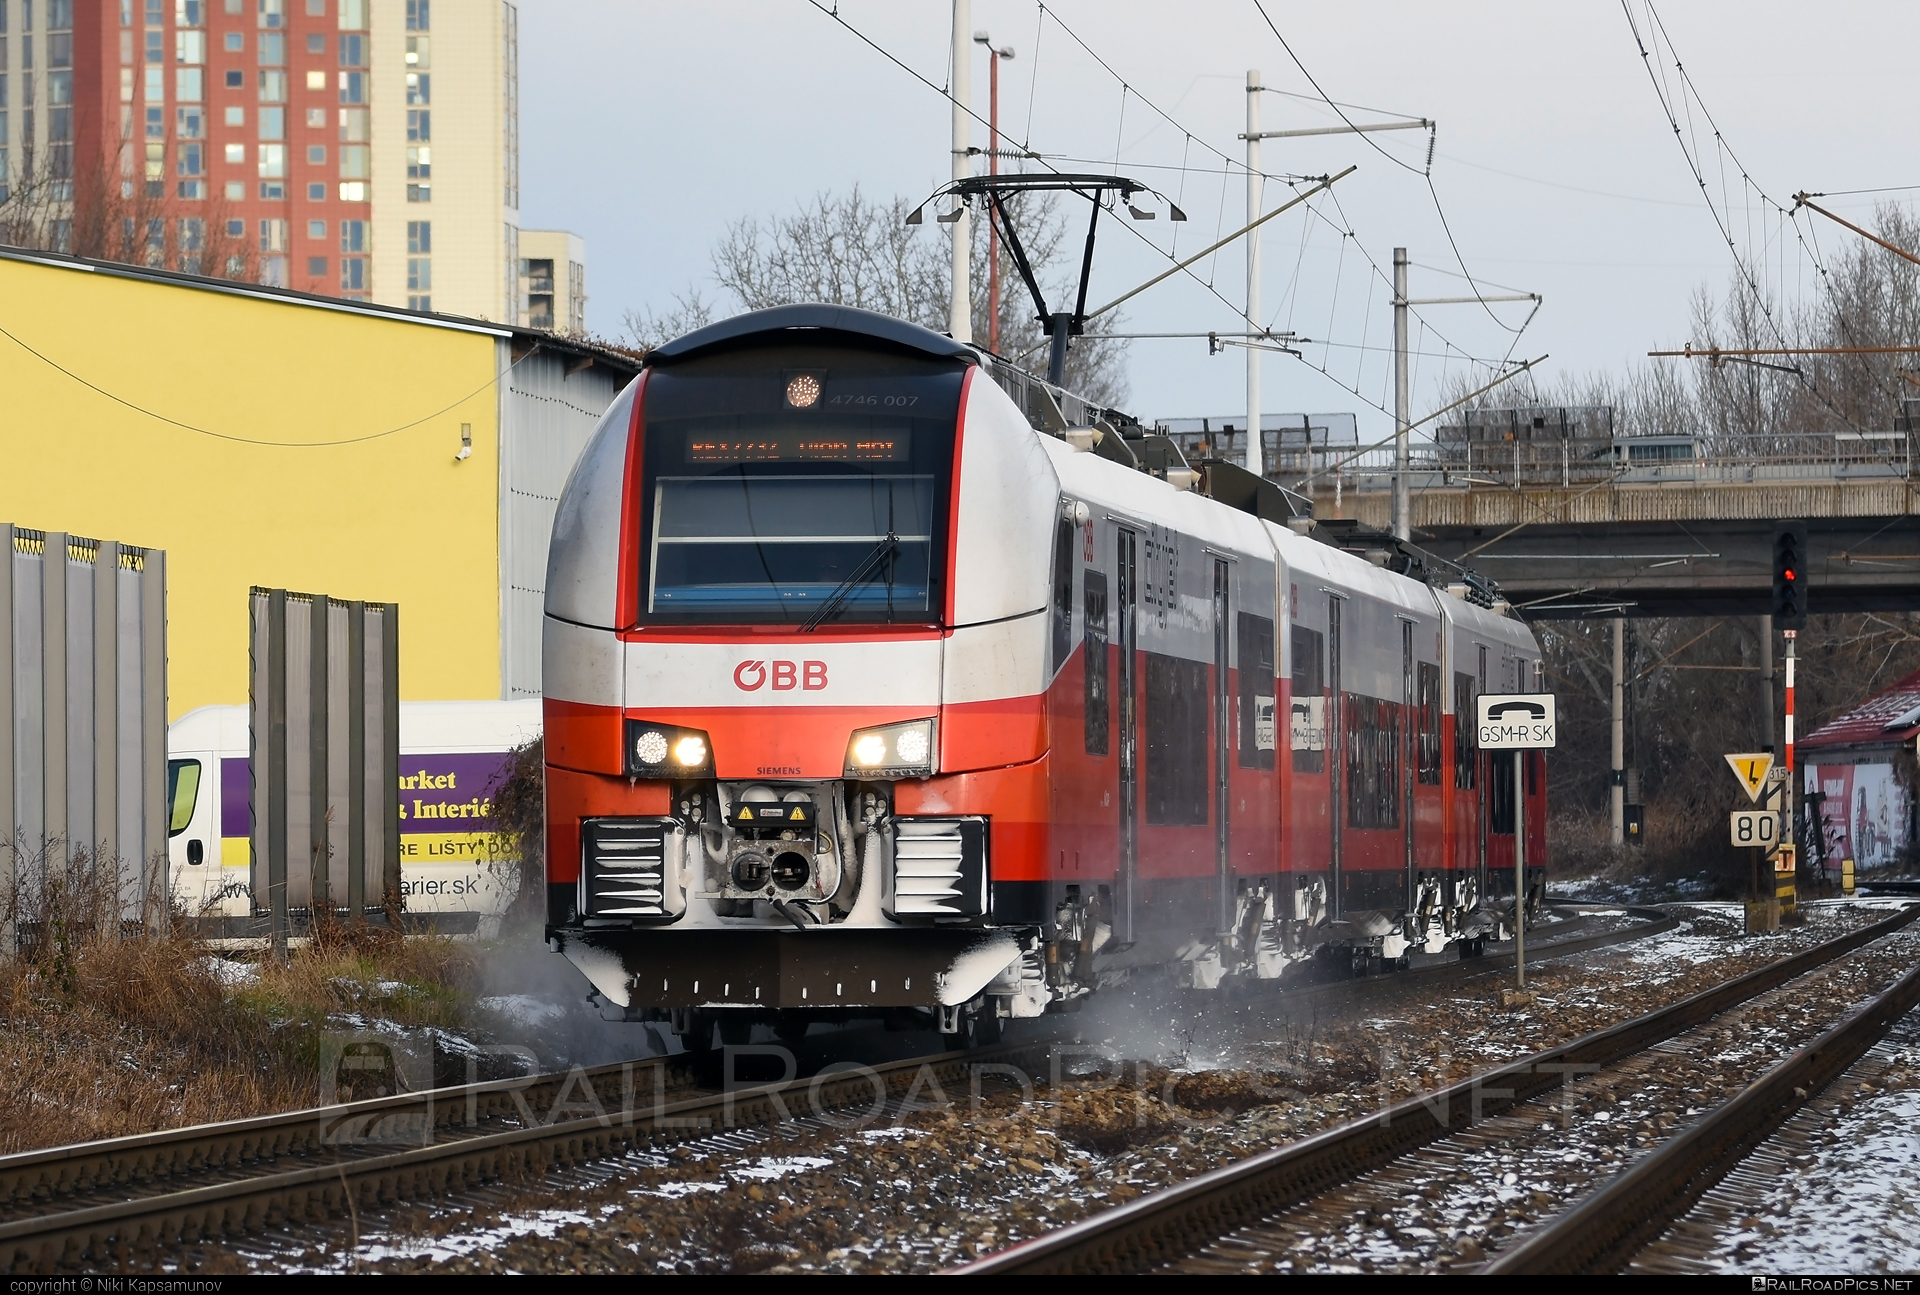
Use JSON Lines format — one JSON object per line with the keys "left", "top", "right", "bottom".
{"left": 0, "top": 866, "right": 485, "bottom": 1154}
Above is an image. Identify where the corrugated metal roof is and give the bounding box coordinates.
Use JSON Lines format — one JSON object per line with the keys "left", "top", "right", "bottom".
{"left": 1801, "top": 666, "right": 1920, "bottom": 750}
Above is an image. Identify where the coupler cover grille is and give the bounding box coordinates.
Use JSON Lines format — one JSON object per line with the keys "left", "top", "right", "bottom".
{"left": 890, "top": 817, "right": 988, "bottom": 918}
{"left": 581, "top": 818, "right": 674, "bottom": 919}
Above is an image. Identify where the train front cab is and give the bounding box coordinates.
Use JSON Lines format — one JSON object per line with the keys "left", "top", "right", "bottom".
{"left": 541, "top": 307, "right": 1067, "bottom": 1042}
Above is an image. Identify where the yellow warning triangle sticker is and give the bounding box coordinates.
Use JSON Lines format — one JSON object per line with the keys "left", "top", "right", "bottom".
{"left": 790, "top": 806, "right": 807, "bottom": 820}
{"left": 737, "top": 805, "right": 757, "bottom": 822}
{"left": 1724, "top": 752, "right": 1773, "bottom": 803}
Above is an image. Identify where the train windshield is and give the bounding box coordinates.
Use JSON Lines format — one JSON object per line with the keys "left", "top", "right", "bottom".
{"left": 638, "top": 349, "right": 964, "bottom": 625}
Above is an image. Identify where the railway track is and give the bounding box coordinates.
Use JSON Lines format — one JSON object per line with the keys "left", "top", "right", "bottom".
{"left": 950, "top": 903, "right": 1920, "bottom": 1275}
{"left": 0, "top": 904, "right": 1672, "bottom": 1273}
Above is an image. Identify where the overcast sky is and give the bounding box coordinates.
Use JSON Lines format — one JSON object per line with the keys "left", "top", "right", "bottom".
{"left": 517, "top": 1, "right": 1916, "bottom": 439}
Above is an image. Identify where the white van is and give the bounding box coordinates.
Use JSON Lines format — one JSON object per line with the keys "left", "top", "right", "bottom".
{"left": 165, "top": 700, "right": 542, "bottom": 925}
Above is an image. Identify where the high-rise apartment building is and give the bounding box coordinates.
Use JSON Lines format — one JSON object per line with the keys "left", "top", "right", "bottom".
{"left": 0, "top": 0, "right": 584, "bottom": 329}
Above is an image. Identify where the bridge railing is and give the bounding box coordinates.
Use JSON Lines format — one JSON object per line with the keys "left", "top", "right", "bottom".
{"left": 1273, "top": 430, "right": 1916, "bottom": 494}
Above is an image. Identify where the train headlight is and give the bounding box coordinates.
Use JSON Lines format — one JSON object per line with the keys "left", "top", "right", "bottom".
{"left": 625, "top": 720, "right": 713, "bottom": 777}
{"left": 843, "top": 719, "right": 937, "bottom": 779}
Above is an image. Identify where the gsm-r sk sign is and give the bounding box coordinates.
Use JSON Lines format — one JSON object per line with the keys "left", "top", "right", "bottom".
{"left": 1476, "top": 694, "right": 1558, "bottom": 749}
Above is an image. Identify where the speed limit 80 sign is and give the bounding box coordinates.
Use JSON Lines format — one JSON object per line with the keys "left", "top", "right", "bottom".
{"left": 1730, "top": 810, "right": 1778, "bottom": 848}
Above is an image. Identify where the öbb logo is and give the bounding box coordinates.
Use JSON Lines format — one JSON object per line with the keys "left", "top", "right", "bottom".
{"left": 732, "top": 660, "right": 829, "bottom": 692}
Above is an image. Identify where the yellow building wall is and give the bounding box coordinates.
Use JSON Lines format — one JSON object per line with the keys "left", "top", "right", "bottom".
{"left": 0, "top": 257, "right": 503, "bottom": 718}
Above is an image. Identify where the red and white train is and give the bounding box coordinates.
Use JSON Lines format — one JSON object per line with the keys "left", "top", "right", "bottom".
{"left": 542, "top": 304, "right": 1546, "bottom": 1046}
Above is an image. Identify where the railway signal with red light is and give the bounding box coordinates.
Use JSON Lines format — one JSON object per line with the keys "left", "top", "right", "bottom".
{"left": 1772, "top": 523, "right": 1808, "bottom": 629}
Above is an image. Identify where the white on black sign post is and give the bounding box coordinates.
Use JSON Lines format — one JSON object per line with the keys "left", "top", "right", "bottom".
{"left": 1476, "top": 693, "right": 1557, "bottom": 988}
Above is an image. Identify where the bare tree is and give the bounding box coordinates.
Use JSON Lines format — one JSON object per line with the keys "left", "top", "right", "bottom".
{"left": 622, "top": 185, "right": 1130, "bottom": 405}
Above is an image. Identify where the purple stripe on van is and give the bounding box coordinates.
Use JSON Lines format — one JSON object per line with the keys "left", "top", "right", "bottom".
{"left": 218, "top": 752, "right": 516, "bottom": 838}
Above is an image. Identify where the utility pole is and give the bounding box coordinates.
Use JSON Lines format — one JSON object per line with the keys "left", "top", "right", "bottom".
{"left": 973, "top": 31, "right": 1013, "bottom": 353}
{"left": 948, "top": 0, "right": 972, "bottom": 344}
{"left": 1611, "top": 616, "right": 1625, "bottom": 845}
{"left": 1760, "top": 614, "right": 1774, "bottom": 751}
{"left": 1245, "top": 70, "right": 1263, "bottom": 478}
{"left": 1393, "top": 248, "right": 1410, "bottom": 541}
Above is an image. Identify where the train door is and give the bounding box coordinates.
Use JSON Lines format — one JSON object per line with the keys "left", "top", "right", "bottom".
{"left": 166, "top": 753, "right": 215, "bottom": 913}
{"left": 1401, "top": 619, "right": 1416, "bottom": 913}
{"left": 1212, "top": 559, "right": 1232, "bottom": 933}
{"left": 1477, "top": 642, "right": 1489, "bottom": 901}
{"left": 1327, "top": 593, "right": 1344, "bottom": 918}
{"left": 1116, "top": 527, "right": 1139, "bottom": 944}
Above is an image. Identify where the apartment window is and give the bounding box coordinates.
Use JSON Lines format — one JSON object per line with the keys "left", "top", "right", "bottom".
{"left": 337, "top": 70, "right": 363, "bottom": 103}
{"left": 305, "top": 32, "right": 321, "bottom": 53}
{"left": 406, "top": 220, "right": 428, "bottom": 253}
{"left": 259, "top": 179, "right": 283, "bottom": 198}
{"left": 226, "top": 217, "right": 243, "bottom": 236}
{"left": 337, "top": 0, "right": 364, "bottom": 28}
{"left": 144, "top": 141, "right": 164, "bottom": 179}
{"left": 256, "top": 141, "right": 283, "bottom": 176}
{"left": 176, "top": 103, "right": 204, "bottom": 136}
{"left": 338, "top": 218, "right": 363, "bottom": 251}
{"left": 305, "top": 181, "right": 323, "bottom": 199}
{"left": 304, "top": 106, "right": 324, "bottom": 126}
{"left": 175, "top": 0, "right": 204, "bottom": 23}
{"left": 305, "top": 143, "right": 323, "bottom": 163}
{"left": 339, "top": 256, "right": 365, "bottom": 291}
{"left": 303, "top": 68, "right": 322, "bottom": 89}
{"left": 305, "top": 255, "right": 325, "bottom": 277}
{"left": 175, "top": 67, "right": 201, "bottom": 100}
{"left": 176, "top": 140, "right": 202, "bottom": 175}
{"left": 406, "top": 108, "right": 428, "bottom": 142}
{"left": 258, "top": 103, "right": 282, "bottom": 136}
{"left": 405, "top": 144, "right": 426, "bottom": 179}
{"left": 407, "top": 181, "right": 428, "bottom": 202}
{"left": 257, "top": 0, "right": 281, "bottom": 27}
{"left": 404, "top": 72, "right": 426, "bottom": 105}
{"left": 179, "top": 215, "right": 204, "bottom": 250}
{"left": 338, "top": 142, "right": 366, "bottom": 177}
{"left": 224, "top": 68, "right": 241, "bottom": 87}
{"left": 337, "top": 180, "right": 363, "bottom": 200}
{"left": 258, "top": 217, "right": 286, "bottom": 250}
{"left": 404, "top": 0, "right": 426, "bottom": 30}
{"left": 224, "top": 104, "right": 242, "bottom": 125}
{"left": 306, "top": 0, "right": 323, "bottom": 13}
{"left": 258, "top": 69, "right": 284, "bottom": 100}
{"left": 258, "top": 31, "right": 283, "bottom": 64}
{"left": 176, "top": 30, "right": 205, "bottom": 63}
{"left": 306, "top": 218, "right": 324, "bottom": 237}
{"left": 339, "top": 108, "right": 371, "bottom": 142}
{"left": 121, "top": 67, "right": 135, "bottom": 100}
{"left": 146, "top": 30, "right": 163, "bottom": 63}
{"left": 405, "top": 34, "right": 427, "bottom": 68}
{"left": 223, "top": 31, "right": 240, "bottom": 51}
{"left": 223, "top": 179, "right": 242, "bottom": 198}
{"left": 261, "top": 255, "right": 287, "bottom": 286}
{"left": 223, "top": 141, "right": 243, "bottom": 163}
{"left": 406, "top": 257, "right": 428, "bottom": 292}
{"left": 336, "top": 32, "right": 362, "bottom": 66}
{"left": 145, "top": 66, "right": 162, "bottom": 100}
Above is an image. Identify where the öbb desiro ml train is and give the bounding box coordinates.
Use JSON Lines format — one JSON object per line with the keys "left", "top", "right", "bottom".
{"left": 541, "top": 304, "right": 1545, "bottom": 1047}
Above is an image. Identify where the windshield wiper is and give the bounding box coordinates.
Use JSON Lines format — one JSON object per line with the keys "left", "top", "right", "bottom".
{"left": 799, "top": 531, "right": 898, "bottom": 632}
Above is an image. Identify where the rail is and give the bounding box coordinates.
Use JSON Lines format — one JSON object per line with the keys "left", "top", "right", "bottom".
{"left": 950, "top": 903, "right": 1919, "bottom": 1275}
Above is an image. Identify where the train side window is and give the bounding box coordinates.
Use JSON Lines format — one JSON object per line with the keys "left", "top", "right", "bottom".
{"left": 166, "top": 759, "right": 202, "bottom": 836}
{"left": 1145, "top": 652, "right": 1209, "bottom": 825}
{"left": 1290, "top": 626, "right": 1325, "bottom": 774}
{"left": 1453, "top": 671, "right": 1477, "bottom": 790}
{"left": 1490, "top": 752, "right": 1516, "bottom": 834}
{"left": 1237, "top": 612, "right": 1275, "bottom": 771}
{"left": 1346, "top": 694, "right": 1400, "bottom": 829}
{"left": 1083, "top": 570, "right": 1109, "bottom": 756}
{"left": 1416, "top": 661, "right": 1441, "bottom": 785}
{"left": 1050, "top": 517, "right": 1075, "bottom": 675}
